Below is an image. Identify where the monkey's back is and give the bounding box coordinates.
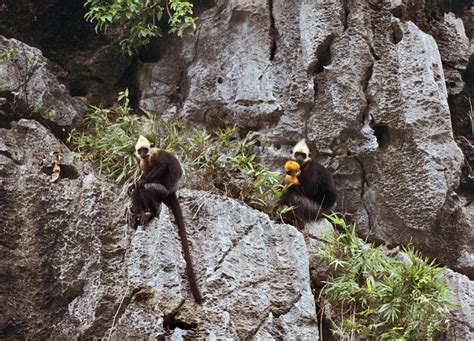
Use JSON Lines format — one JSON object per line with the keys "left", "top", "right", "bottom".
{"left": 149, "top": 149, "right": 183, "bottom": 191}
{"left": 299, "top": 160, "right": 337, "bottom": 209}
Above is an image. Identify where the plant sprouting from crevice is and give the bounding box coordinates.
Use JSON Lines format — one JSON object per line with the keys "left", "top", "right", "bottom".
{"left": 67, "top": 90, "right": 283, "bottom": 214}
{"left": 84, "top": 0, "right": 196, "bottom": 55}
{"left": 316, "top": 214, "right": 454, "bottom": 340}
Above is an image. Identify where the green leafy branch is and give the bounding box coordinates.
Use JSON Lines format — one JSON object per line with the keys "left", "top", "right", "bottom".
{"left": 84, "top": 0, "right": 196, "bottom": 55}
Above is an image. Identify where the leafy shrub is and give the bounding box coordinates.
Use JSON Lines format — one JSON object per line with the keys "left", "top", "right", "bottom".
{"left": 317, "top": 214, "right": 453, "bottom": 340}
{"left": 84, "top": 0, "right": 196, "bottom": 55}
{"left": 67, "top": 91, "right": 283, "bottom": 214}
{"left": 67, "top": 90, "right": 142, "bottom": 183}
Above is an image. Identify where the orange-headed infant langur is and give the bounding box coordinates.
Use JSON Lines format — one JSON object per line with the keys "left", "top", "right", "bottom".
{"left": 284, "top": 160, "right": 301, "bottom": 186}
{"left": 279, "top": 139, "right": 337, "bottom": 228}
{"left": 129, "top": 135, "right": 203, "bottom": 304}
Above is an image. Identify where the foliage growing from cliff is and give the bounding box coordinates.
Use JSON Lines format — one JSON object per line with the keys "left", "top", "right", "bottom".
{"left": 67, "top": 91, "right": 283, "bottom": 213}
{"left": 84, "top": 0, "right": 196, "bottom": 55}
{"left": 317, "top": 214, "right": 453, "bottom": 340}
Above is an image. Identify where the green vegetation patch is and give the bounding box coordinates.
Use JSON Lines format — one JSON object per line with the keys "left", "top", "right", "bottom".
{"left": 317, "top": 214, "right": 454, "bottom": 340}
{"left": 67, "top": 91, "right": 283, "bottom": 214}
{"left": 84, "top": 0, "right": 196, "bottom": 55}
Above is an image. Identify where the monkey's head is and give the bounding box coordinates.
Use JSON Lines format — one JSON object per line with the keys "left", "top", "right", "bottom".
{"left": 284, "top": 160, "right": 301, "bottom": 176}
{"left": 135, "top": 135, "right": 155, "bottom": 160}
{"left": 291, "top": 139, "right": 311, "bottom": 165}
{"left": 284, "top": 160, "right": 300, "bottom": 185}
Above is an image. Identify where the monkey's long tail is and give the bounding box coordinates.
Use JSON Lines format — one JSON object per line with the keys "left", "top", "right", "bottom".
{"left": 166, "top": 193, "right": 203, "bottom": 304}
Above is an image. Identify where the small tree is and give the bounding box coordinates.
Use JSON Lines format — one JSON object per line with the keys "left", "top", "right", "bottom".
{"left": 84, "top": 0, "right": 196, "bottom": 55}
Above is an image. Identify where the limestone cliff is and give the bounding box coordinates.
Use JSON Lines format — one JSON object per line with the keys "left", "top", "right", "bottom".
{"left": 0, "top": 0, "right": 473, "bottom": 339}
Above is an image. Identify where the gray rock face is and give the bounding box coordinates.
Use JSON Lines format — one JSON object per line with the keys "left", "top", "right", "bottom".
{"left": 0, "top": 36, "right": 84, "bottom": 127}
{"left": 445, "top": 269, "right": 474, "bottom": 340}
{"left": 137, "top": 0, "right": 474, "bottom": 277}
{"left": 0, "top": 1, "right": 132, "bottom": 106}
{"left": 363, "top": 19, "right": 471, "bottom": 274}
{"left": 0, "top": 119, "right": 129, "bottom": 339}
{"left": 0, "top": 119, "right": 317, "bottom": 339}
{"left": 111, "top": 190, "right": 318, "bottom": 339}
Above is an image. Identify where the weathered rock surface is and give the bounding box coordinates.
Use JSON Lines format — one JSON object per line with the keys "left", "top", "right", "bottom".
{"left": 0, "top": 119, "right": 128, "bottom": 339}
{"left": 0, "top": 119, "right": 318, "bottom": 339}
{"left": 111, "top": 191, "right": 318, "bottom": 339}
{"left": 445, "top": 269, "right": 474, "bottom": 340}
{"left": 137, "top": 0, "right": 474, "bottom": 277}
{"left": 0, "top": 36, "right": 85, "bottom": 127}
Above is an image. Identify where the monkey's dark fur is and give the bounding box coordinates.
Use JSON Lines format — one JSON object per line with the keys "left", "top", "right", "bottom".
{"left": 129, "top": 135, "right": 203, "bottom": 304}
{"left": 279, "top": 139, "right": 337, "bottom": 228}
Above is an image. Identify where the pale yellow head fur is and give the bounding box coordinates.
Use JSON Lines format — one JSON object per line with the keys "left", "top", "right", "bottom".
{"left": 135, "top": 135, "right": 153, "bottom": 159}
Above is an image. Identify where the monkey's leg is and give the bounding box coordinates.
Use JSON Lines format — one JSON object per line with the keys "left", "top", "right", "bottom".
{"left": 164, "top": 193, "right": 203, "bottom": 304}
{"left": 289, "top": 195, "right": 323, "bottom": 222}
{"left": 144, "top": 183, "right": 170, "bottom": 202}
{"left": 129, "top": 187, "right": 146, "bottom": 215}
{"left": 128, "top": 187, "right": 155, "bottom": 226}
{"left": 138, "top": 188, "right": 161, "bottom": 223}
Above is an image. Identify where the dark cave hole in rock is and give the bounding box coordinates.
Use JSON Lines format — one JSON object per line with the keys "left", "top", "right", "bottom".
{"left": 391, "top": 22, "right": 404, "bottom": 44}
{"left": 41, "top": 164, "right": 80, "bottom": 180}
{"left": 439, "top": 0, "right": 472, "bottom": 16}
{"left": 116, "top": 57, "right": 141, "bottom": 109}
{"left": 268, "top": 0, "right": 278, "bottom": 61}
{"left": 462, "top": 56, "right": 474, "bottom": 95}
{"left": 217, "top": 77, "right": 223, "bottom": 84}
{"left": 314, "top": 46, "right": 332, "bottom": 74}
{"left": 0, "top": 323, "right": 18, "bottom": 339}
{"left": 372, "top": 123, "right": 391, "bottom": 149}
{"left": 458, "top": 182, "right": 474, "bottom": 196}
{"left": 193, "top": 0, "right": 217, "bottom": 15}
{"left": 68, "top": 80, "right": 88, "bottom": 97}
{"left": 163, "top": 315, "right": 198, "bottom": 330}
{"left": 138, "top": 37, "right": 163, "bottom": 63}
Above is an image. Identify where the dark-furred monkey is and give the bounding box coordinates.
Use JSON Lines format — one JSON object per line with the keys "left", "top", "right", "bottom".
{"left": 279, "top": 139, "right": 337, "bottom": 228}
{"left": 129, "top": 135, "right": 203, "bottom": 304}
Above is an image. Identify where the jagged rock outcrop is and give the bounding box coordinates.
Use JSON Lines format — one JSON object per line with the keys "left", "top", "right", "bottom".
{"left": 445, "top": 269, "right": 474, "bottom": 340}
{"left": 0, "top": 36, "right": 85, "bottom": 127}
{"left": 111, "top": 191, "right": 317, "bottom": 339}
{"left": 0, "top": 119, "right": 318, "bottom": 339}
{"left": 0, "top": 119, "right": 128, "bottom": 339}
{"left": 137, "top": 0, "right": 474, "bottom": 277}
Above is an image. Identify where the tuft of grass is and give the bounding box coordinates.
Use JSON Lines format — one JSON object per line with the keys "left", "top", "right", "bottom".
{"left": 317, "top": 214, "right": 454, "bottom": 340}
{"left": 67, "top": 90, "right": 144, "bottom": 183}
{"left": 67, "top": 91, "right": 284, "bottom": 214}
